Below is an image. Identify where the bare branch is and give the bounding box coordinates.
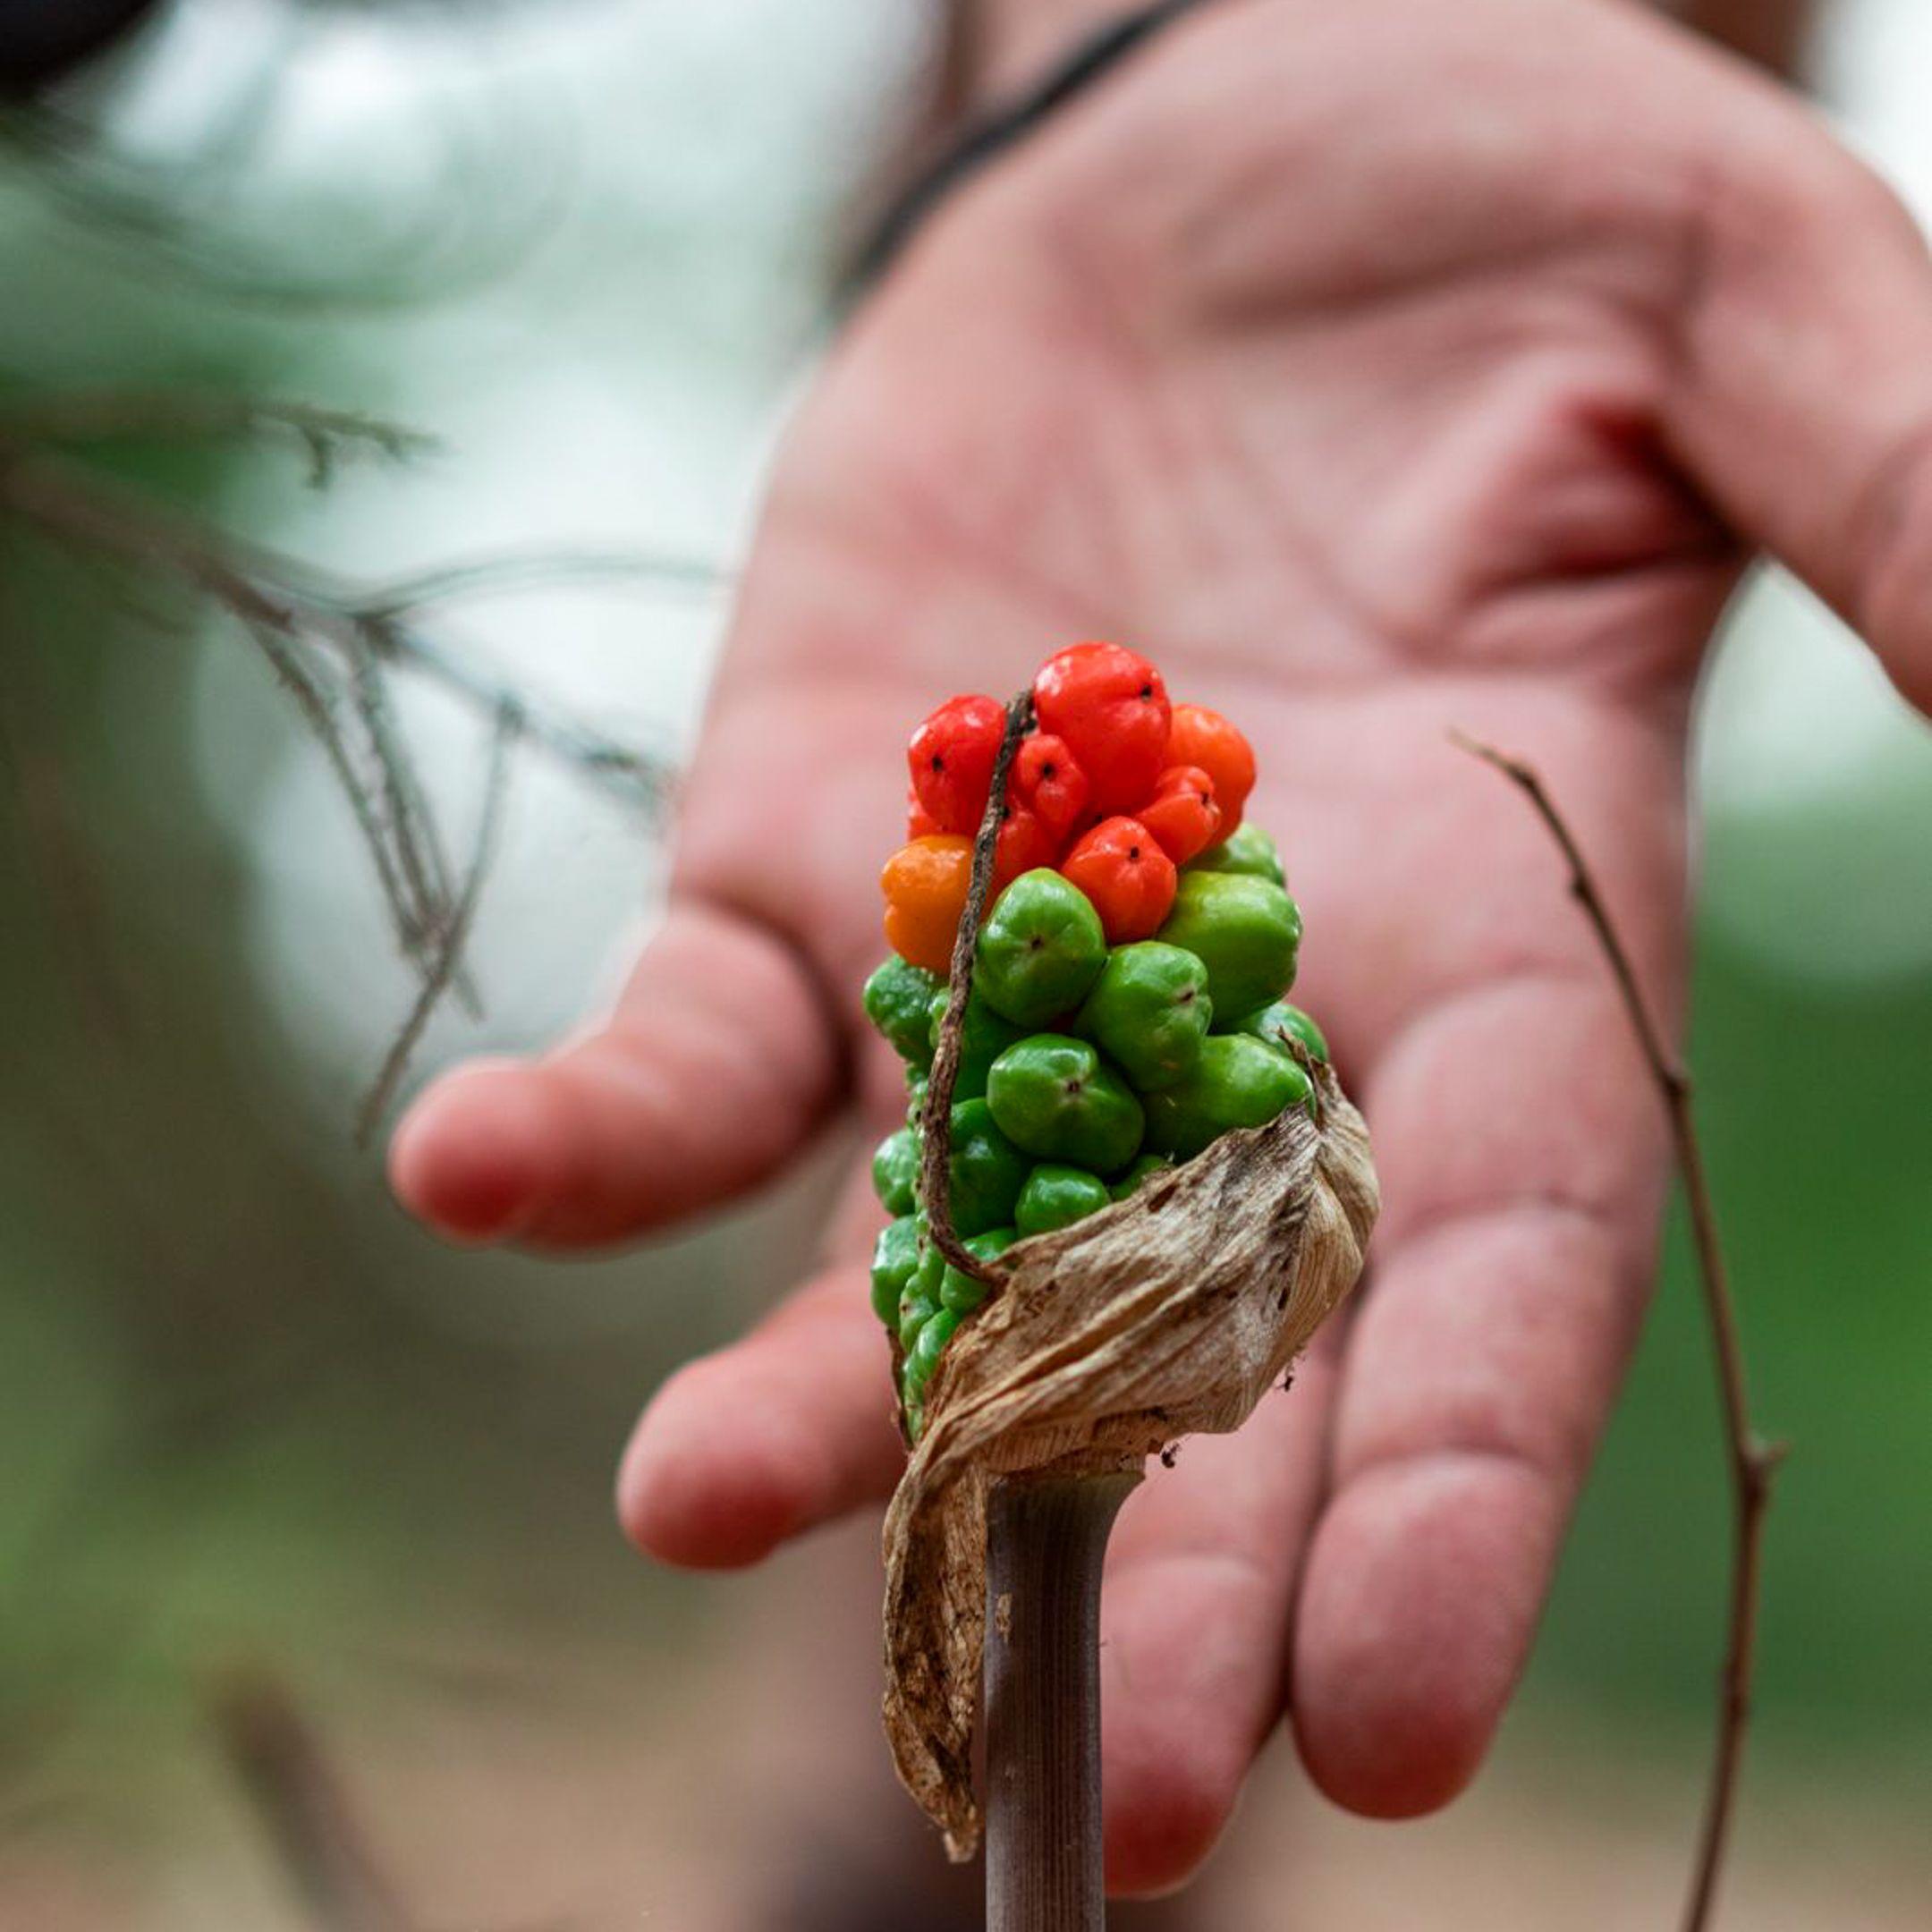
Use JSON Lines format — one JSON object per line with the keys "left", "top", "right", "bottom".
{"left": 353, "top": 547, "right": 724, "bottom": 619}
{"left": 356, "top": 702, "right": 517, "bottom": 1146}
{"left": 0, "top": 389, "right": 437, "bottom": 484}
{"left": 1452, "top": 730, "right": 1784, "bottom": 1932}
{"left": 0, "top": 438, "right": 689, "bottom": 1128}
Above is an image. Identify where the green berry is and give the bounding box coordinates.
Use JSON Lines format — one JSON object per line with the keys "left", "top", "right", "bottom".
{"left": 907, "top": 1230, "right": 946, "bottom": 1304}
{"left": 898, "top": 1283, "right": 938, "bottom": 1353}
{"left": 1015, "top": 1165, "right": 1112, "bottom": 1236}
{"left": 1075, "top": 942, "right": 1213, "bottom": 1091}
{"left": 944, "top": 1098, "right": 1030, "bottom": 1236}
{"left": 872, "top": 1127, "right": 921, "bottom": 1216}
{"left": 1187, "top": 822, "right": 1284, "bottom": 885}
{"left": 1110, "top": 1153, "right": 1172, "bottom": 1201}
{"left": 864, "top": 956, "right": 943, "bottom": 1066}
{"left": 1144, "top": 1034, "right": 1313, "bottom": 1159}
{"left": 974, "top": 869, "right": 1108, "bottom": 1028}
{"left": 1157, "top": 871, "right": 1301, "bottom": 1016}
{"left": 906, "top": 1070, "right": 931, "bottom": 1129}
{"left": 909, "top": 1307, "right": 961, "bottom": 1385}
{"left": 929, "top": 987, "right": 1027, "bottom": 1102}
{"left": 940, "top": 1226, "right": 1015, "bottom": 1313}
{"left": 871, "top": 1214, "right": 922, "bottom": 1324}
{"left": 1234, "top": 999, "right": 1328, "bottom": 1064}
{"left": 986, "top": 1035, "right": 1144, "bottom": 1174}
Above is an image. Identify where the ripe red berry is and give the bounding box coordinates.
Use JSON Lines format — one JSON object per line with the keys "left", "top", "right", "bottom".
{"left": 1031, "top": 643, "right": 1171, "bottom": 817}
{"left": 1165, "top": 704, "right": 1255, "bottom": 835}
{"left": 1010, "top": 732, "right": 1089, "bottom": 839}
{"left": 1061, "top": 816, "right": 1177, "bottom": 944}
{"left": 909, "top": 694, "right": 1005, "bottom": 835}
{"left": 993, "top": 807, "right": 1058, "bottom": 889}
{"left": 906, "top": 787, "right": 943, "bottom": 840}
{"left": 1139, "top": 765, "right": 1223, "bottom": 865}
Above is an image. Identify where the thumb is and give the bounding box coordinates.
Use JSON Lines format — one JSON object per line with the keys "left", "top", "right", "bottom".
{"left": 1665, "top": 101, "right": 1932, "bottom": 714}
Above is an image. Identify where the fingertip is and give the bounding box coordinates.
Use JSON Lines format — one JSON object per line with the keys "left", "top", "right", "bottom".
{"left": 388, "top": 1059, "right": 559, "bottom": 1246}
{"left": 1102, "top": 1721, "right": 1240, "bottom": 1898}
{"left": 1292, "top": 1455, "right": 1553, "bottom": 1819}
{"left": 616, "top": 1363, "right": 824, "bottom": 1572}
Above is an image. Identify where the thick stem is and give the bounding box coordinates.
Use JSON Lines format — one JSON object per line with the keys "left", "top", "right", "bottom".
{"left": 984, "top": 1466, "right": 1140, "bottom": 1932}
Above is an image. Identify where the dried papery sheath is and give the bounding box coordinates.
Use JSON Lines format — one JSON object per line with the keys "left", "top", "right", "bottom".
{"left": 881, "top": 1063, "right": 1377, "bottom": 1858}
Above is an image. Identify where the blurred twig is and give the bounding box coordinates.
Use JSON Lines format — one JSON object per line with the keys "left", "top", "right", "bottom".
{"left": 356, "top": 699, "right": 515, "bottom": 1144}
{"left": 1453, "top": 731, "right": 1785, "bottom": 1932}
{"left": 0, "top": 389, "right": 436, "bottom": 487}
{"left": 209, "top": 1672, "right": 419, "bottom": 1932}
{"left": 0, "top": 412, "right": 708, "bottom": 1128}
{"left": 209, "top": 1671, "right": 573, "bottom": 1932}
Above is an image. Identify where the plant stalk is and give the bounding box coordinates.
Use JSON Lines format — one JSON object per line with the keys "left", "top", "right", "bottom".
{"left": 984, "top": 1465, "right": 1140, "bottom": 1932}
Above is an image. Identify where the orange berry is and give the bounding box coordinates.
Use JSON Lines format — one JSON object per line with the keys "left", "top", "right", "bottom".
{"left": 1166, "top": 704, "right": 1255, "bottom": 835}
{"left": 882, "top": 835, "right": 973, "bottom": 974}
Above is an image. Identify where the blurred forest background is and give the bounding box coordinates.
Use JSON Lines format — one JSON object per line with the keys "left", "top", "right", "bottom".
{"left": 0, "top": 3, "right": 1928, "bottom": 1928}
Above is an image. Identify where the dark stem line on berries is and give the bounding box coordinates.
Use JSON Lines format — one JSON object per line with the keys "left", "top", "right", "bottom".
{"left": 919, "top": 687, "right": 1033, "bottom": 1283}
{"left": 1452, "top": 729, "right": 1783, "bottom": 1932}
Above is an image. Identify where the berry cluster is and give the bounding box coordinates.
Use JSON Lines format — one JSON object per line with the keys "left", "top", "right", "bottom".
{"left": 865, "top": 643, "right": 1328, "bottom": 1436}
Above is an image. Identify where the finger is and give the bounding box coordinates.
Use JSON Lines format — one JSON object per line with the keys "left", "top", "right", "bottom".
{"left": 388, "top": 899, "right": 843, "bottom": 1250}
{"left": 1097, "top": 1340, "right": 1339, "bottom": 1898}
{"left": 1665, "top": 104, "right": 1932, "bottom": 712}
{"left": 617, "top": 1264, "right": 902, "bottom": 1570}
{"left": 1292, "top": 963, "right": 1668, "bottom": 1818}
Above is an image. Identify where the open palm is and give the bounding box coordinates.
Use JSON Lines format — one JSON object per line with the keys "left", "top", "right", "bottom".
{"left": 391, "top": 0, "right": 1932, "bottom": 1894}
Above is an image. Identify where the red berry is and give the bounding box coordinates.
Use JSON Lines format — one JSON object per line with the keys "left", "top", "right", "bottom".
{"left": 909, "top": 694, "right": 1005, "bottom": 835}
{"left": 906, "top": 787, "right": 942, "bottom": 839}
{"left": 1031, "top": 643, "right": 1171, "bottom": 817}
{"left": 1009, "top": 732, "right": 1089, "bottom": 838}
{"left": 1165, "top": 704, "right": 1255, "bottom": 835}
{"left": 1139, "top": 765, "right": 1223, "bottom": 865}
{"left": 1061, "top": 816, "right": 1177, "bottom": 944}
{"left": 993, "top": 807, "right": 1058, "bottom": 889}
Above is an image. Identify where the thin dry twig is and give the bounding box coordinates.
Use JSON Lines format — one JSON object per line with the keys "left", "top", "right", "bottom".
{"left": 1452, "top": 730, "right": 1784, "bottom": 1932}
{"left": 356, "top": 702, "right": 517, "bottom": 1145}
{"left": 917, "top": 688, "right": 1033, "bottom": 1281}
{"left": 0, "top": 432, "right": 694, "bottom": 1127}
{"left": 0, "top": 389, "right": 436, "bottom": 486}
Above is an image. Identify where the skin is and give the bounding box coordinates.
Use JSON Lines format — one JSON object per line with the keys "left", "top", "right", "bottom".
{"left": 390, "top": 0, "right": 1932, "bottom": 1899}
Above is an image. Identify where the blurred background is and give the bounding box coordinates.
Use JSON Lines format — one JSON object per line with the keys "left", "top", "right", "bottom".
{"left": 0, "top": 2, "right": 1928, "bottom": 1928}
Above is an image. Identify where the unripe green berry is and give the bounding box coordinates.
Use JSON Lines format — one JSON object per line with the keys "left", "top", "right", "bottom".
{"left": 1186, "top": 822, "right": 1284, "bottom": 885}
{"left": 870, "top": 1213, "right": 922, "bottom": 1324}
{"left": 974, "top": 869, "right": 1108, "bottom": 1027}
{"left": 1144, "top": 1034, "right": 1313, "bottom": 1160}
{"left": 940, "top": 1226, "right": 1015, "bottom": 1313}
{"left": 1075, "top": 941, "right": 1213, "bottom": 1090}
{"left": 929, "top": 987, "right": 1027, "bottom": 1102}
{"left": 864, "top": 956, "right": 943, "bottom": 1066}
{"left": 1109, "top": 1153, "right": 1172, "bottom": 1201}
{"left": 872, "top": 1126, "right": 920, "bottom": 1216}
{"left": 1233, "top": 999, "right": 1328, "bottom": 1064}
{"left": 945, "top": 1098, "right": 1030, "bottom": 1236}
{"left": 1014, "top": 1164, "right": 1112, "bottom": 1236}
{"left": 986, "top": 1034, "right": 1144, "bottom": 1174}
{"left": 1157, "top": 871, "right": 1301, "bottom": 1015}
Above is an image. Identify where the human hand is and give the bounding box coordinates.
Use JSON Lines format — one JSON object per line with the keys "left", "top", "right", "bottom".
{"left": 390, "top": 0, "right": 1932, "bottom": 1893}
